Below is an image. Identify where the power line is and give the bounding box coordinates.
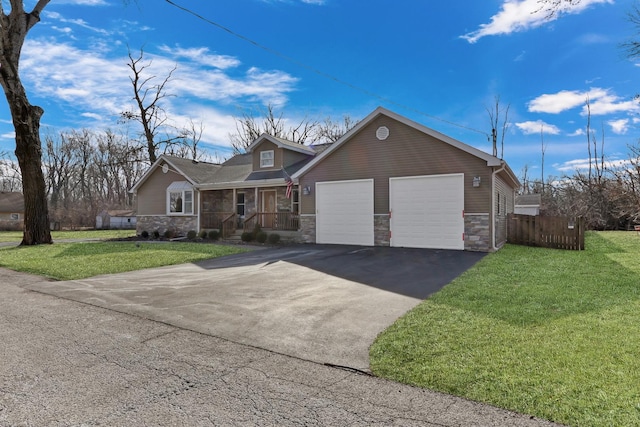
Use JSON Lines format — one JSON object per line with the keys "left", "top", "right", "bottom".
{"left": 164, "top": 0, "right": 489, "bottom": 137}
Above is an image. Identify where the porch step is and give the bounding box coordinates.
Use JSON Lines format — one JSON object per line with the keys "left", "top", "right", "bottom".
{"left": 221, "top": 231, "right": 244, "bottom": 242}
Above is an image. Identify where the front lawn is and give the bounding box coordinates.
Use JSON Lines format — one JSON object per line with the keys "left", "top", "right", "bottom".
{"left": 370, "top": 231, "right": 640, "bottom": 427}
{"left": 0, "top": 229, "right": 136, "bottom": 243}
{"left": 0, "top": 242, "right": 247, "bottom": 280}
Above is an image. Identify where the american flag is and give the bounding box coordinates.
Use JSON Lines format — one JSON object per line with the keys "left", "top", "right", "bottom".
{"left": 285, "top": 178, "right": 293, "bottom": 199}
{"left": 283, "top": 168, "right": 293, "bottom": 199}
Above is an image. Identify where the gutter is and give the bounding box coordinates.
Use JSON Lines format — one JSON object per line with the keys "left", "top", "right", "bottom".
{"left": 198, "top": 178, "right": 288, "bottom": 191}
{"left": 491, "top": 161, "right": 507, "bottom": 251}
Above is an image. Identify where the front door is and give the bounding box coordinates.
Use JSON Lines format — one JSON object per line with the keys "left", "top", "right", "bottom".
{"left": 261, "top": 190, "right": 277, "bottom": 228}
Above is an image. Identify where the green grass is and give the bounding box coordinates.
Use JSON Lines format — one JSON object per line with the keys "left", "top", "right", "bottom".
{"left": 0, "top": 229, "right": 136, "bottom": 243}
{"left": 370, "top": 231, "right": 640, "bottom": 427}
{"left": 0, "top": 241, "right": 247, "bottom": 280}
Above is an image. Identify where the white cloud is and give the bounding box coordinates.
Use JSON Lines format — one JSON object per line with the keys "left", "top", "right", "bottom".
{"left": 461, "top": 0, "right": 614, "bottom": 43}
{"left": 159, "top": 45, "right": 242, "bottom": 70}
{"left": 567, "top": 128, "right": 585, "bottom": 137}
{"left": 555, "top": 157, "right": 628, "bottom": 172}
{"left": 515, "top": 120, "right": 561, "bottom": 135}
{"left": 608, "top": 119, "right": 630, "bottom": 134}
{"left": 19, "top": 38, "right": 299, "bottom": 146}
{"left": 527, "top": 88, "right": 639, "bottom": 116}
{"left": 53, "top": 0, "right": 108, "bottom": 5}
{"left": 586, "top": 95, "right": 639, "bottom": 116}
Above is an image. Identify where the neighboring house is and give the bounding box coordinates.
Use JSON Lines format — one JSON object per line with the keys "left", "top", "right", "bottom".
{"left": 0, "top": 192, "right": 24, "bottom": 231}
{"left": 96, "top": 210, "right": 137, "bottom": 230}
{"left": 130, "top": 107, "right": 520, "bottom": 251}
{"left": 514, "top": 194, "right": 542, "bottom": 216}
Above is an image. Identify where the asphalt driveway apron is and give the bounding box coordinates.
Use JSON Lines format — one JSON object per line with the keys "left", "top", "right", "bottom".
{"left": 22, "top": 244, "right": 485, "bottom": 372}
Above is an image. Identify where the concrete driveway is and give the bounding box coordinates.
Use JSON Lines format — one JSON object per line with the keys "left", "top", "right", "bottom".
{"left": 23, "top": 244, "right": 485, "bottom": 372}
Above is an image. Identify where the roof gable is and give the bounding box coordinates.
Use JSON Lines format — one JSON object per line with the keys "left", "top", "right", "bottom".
{"left": 130, "top": 155, "right": 221, "bottom": 193}
{"left": 247, "top": 134, "right": 316, "bottom": 155}
{"left": 293, "top": 107, "right": 503, "bottom": 179}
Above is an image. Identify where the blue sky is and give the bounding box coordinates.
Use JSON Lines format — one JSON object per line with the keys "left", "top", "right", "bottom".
{"left": 1, "top": 0, "right": 638, "bottom": 180}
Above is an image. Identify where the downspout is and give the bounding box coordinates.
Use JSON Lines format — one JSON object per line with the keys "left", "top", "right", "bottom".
{"left": 491, "top": 160, "right": 507, "bottom": 251}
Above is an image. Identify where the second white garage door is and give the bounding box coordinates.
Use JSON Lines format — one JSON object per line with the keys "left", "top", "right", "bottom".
{"left": 316, "top": 179, "right": 374, "bottom": 246}
{"left": 390, "top": 174, "right": 464, "bottom": 250}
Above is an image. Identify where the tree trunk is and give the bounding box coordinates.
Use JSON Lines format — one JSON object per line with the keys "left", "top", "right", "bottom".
{"left": 0, "top": 0, "right": 53, "bottom": 245}
{"left": 12, "top": 95, "right": 52, "bottom": 245}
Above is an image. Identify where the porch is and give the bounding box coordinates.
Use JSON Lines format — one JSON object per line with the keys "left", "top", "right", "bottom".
{"left": 201, "top": 212, "right": 300, "bottom": 238}
{"left": 200, "top": 186, "right": 300, "bottom": 238}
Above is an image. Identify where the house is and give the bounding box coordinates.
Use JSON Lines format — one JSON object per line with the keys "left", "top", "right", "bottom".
{"left": 130, "top": 107, "right": 520, "bottom": 251}
{"left": 514, "top": 194, "right": 542, "bottom": 216}
{"left": 0, "top": 192, "right": 24, "bottom": 231}
{"left": 96, "top": 210, "right": 137, "bottom": 230}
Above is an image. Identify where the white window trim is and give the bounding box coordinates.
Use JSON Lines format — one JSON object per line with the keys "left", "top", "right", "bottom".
{"left": 236, "top": 191, "right": 245, "bottom": 217}
{"left": 291, "top": 188, "right": 299, "bottom": 214}
{"left": 167, "top": 181, "right": 194, "bottom": 216}
{"left": 260, "top": 150, "right": 274, "bottom": 168}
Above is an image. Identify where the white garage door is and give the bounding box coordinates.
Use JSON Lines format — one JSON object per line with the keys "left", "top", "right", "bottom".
{"left": 316, "top": 179, "right": 374, "bottom": 246}
{"left": 390, "top": 174, "right": 464, "bottom": 250}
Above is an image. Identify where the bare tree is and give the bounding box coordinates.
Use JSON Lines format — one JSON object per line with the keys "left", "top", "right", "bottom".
{"left": 0, "top": 151, "right": 22, "bottom": 192}
{"left": 43, "top": 129, "right": 147, "bottom": 229}
{"left": 486, "top": 95, "right": 510, "bottom": 159}
{"left": 540, "top": 125, "right": 546, "bottom": 192}
{"left": 537, "top": 0, "right": 582, "bottom": 18}
{"left": 315, "top": 115, "right": 358, "bottom": 143}
{"left": 182, "top": 119, "right": 204, "bottom": 160}
{"left": 623, "top": 4, "right": 640, "bottom": 86}
{"left": 229, "top": 104, "right": 319, "bottom": 154}
{"left": 121, "top": 48, "right": 184, "bottom": 164}
{"left": 0, "top": 0, "right": 52, "bottom": 245}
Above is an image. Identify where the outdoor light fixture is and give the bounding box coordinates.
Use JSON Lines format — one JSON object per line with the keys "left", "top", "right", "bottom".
{"left": 473, "top": 176, "right": 481, "bottom": 187}
{"left": 303, "top": 186, "right": 312, "bottom": 195}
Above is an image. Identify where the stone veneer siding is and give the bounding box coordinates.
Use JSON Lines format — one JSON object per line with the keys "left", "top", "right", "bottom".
{"left": 300, "top": 213, "right": 493, "bottom": 251}
{"left": 374, "top": 215, "right": 390, "bottom": 246}
{"left": 137, "top": 215, "right": 198, "bottom": 236}
{"left": 299, "top": 215, "right": 316, "bottom": 243}
{"left": 464, "top": 213, "right": 491, "bottom": 252}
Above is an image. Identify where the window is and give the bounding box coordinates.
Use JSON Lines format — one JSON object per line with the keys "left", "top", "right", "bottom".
{"left": 236, "top": 192, "right": 245, "bottom": 217}
{"left": 10, "top": 213, "right": 19, "bottom": 220}
{"left": 167, "top": 181, "right": 194, "bottom": 215}
{"left": 260, "top": 150, "right": 274, "bottom": 168}
{"left": 291, "top": 189, "right": 299, "bottom": 214}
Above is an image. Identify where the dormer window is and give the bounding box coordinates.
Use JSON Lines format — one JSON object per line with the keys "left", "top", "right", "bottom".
{"left": 260, "top": 150, "right": 274, "bottom": 168}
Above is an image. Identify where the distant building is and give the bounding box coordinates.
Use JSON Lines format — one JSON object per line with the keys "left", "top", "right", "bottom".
{"left": 514, "top": 194, "right": 541, "bottom": 216}
{"left": 0, "top": 192, "right": 24, "bottom": 231}
{"left": 96, "top": 210, "right": 137, "bottom": 230}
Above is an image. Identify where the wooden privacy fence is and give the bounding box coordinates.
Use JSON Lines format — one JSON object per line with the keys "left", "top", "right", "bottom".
{"left": 507, "top": 214, "right": 585, "bottom": 250}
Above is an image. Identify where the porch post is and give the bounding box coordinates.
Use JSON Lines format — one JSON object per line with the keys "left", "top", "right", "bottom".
{"left": 255, "top": 187, "right": 259, "bottom": 214}
{"left": 233, "top": 188, "right": 236, "bottom": 215}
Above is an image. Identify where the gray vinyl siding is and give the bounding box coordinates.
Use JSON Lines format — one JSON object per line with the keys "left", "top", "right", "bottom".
{"left": 299, "top": 115, "right": 492, "bottom": 215}
{"left": 494, "top": 175, "right": 513, "bottom": 246}
{"left": 252, "top": 141, "right": 283, "bottom": 171}
{"left": 136, "top": 166, "right": 199, "bottom": 215}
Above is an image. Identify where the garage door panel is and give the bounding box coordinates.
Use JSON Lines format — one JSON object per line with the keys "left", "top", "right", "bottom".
{"left": 390, "top": 174, "right": 464, "bottom": 250}
{"left": 316, "top": 180, "right": 374, "bottom": 246}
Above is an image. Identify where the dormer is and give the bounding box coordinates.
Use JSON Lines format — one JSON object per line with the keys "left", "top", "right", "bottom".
{"left": 247, "top": 134, "right": 316, "bottom": 172}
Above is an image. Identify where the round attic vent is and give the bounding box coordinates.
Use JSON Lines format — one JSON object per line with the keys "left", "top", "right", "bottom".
{"left": 376, "top": 126, "right": 390, "bottom": 140}
{"left": 162, "top": 164, "right": 169, "bottom": 174}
